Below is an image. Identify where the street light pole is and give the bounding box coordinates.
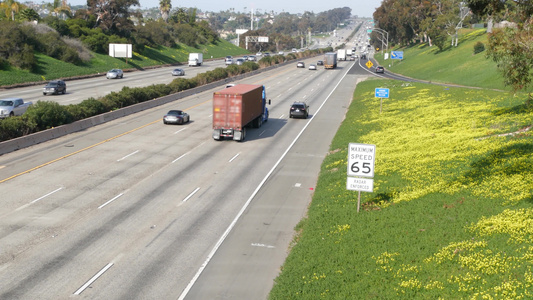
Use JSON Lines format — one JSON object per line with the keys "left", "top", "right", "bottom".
{"left": 372, "top": 28, "right": 389, "bottom": 54}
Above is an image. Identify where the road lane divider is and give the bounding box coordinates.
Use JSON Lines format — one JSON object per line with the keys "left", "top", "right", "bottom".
{"left": 98, "top": 193, "right": 124, "bottom": 209}
{"left": 73, "top": 262, "right": 114, "bottom": 295}
{"left": 117, "top": 150, "right": 140, "bottom": 162}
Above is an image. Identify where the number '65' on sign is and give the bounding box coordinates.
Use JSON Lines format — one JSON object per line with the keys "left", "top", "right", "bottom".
{"left": 347, "top": 143, "right": 376, "bottom": 178}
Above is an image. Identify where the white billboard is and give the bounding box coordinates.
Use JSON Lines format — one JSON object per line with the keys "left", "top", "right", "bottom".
{"left": 109, "top": 43, "right": 132, "bottom": 58}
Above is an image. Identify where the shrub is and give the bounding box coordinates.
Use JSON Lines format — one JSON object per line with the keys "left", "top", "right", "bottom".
{"left": 65, "top": 98, "right": 108, "bottom": 121}
{"left": 474, "top": 41, "right": 485, "bottom": 54}
{"left": 0, "top": 116, "right": 37, "bottom": 142}
{"left": 24, "top": 101, "right": 73, "bottom": 130}
{"left": 169, "top": 78, "right": 196, "bottom": 92}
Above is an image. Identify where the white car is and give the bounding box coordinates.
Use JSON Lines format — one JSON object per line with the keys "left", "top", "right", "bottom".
{"left": 297, "top": 62, "right": 305, "bottom": 68}
{"left": 309, "top": 64, "right": 317, "bottom": 70}
{"left": 106, "top": 69, "right": 123, "bottom": 79}
{"left": 225, "top": 58, "right": 233, "bottom": 65}
{"left": 247, "top": 55, "right": 256, "bottom": 61}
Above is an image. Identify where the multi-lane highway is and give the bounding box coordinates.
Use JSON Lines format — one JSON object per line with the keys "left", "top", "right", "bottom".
{"left": 0, "top": 54, "right": 377, "bottom": 299}
{"left": 0, "top": 59, "right": 229, "bottom": 106}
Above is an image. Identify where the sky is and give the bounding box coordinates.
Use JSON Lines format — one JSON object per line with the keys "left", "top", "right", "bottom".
{"left": 68, "top": 0, "right": 382, "bottom": 18}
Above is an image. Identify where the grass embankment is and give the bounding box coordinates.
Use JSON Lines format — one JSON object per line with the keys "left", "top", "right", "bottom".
{"left": 374, "top": 29, "right": 508, "bottom": 91}
{"left": 0, "top": 39, "right": 250, "bottom": 86}
{"left": 269, "top": 30, "right": 533, "bottom": 299}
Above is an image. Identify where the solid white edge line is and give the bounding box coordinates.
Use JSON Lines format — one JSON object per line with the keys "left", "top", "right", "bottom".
{"left": 177, "top": 63, "right": 354, "bottom": 300}
{"left": 228, "top": 153, "right": 240, "bottom": 163}
{"left": 98, "top": 193, "right": 124, "bottom": 209}
{"left": 182, "top": 187, "right": 200, "bottom": 202}
{"left": 117, "top": 150, "right": 140, "bottom": 162}
{"left": 73, "top": 262, "right": 114, "bottom": 295}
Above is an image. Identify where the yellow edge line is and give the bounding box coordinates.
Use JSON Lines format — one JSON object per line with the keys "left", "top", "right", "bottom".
{"left": 0, "top": 99, "right": 210, "bottom": 184}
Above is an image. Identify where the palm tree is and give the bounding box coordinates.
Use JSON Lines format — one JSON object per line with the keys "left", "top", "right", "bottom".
{"left": 159, "top": 0, "right": 171, "bottom": 23}
{"left": 0, "top": 0, "right": 20, "bottom": 21}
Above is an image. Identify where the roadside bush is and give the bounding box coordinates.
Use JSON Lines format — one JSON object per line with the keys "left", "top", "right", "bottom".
{"left": 474, "top": 41, "right": 485, "bottom": 54}
{"left": 240, "top": 61, "right": 259, "bottom": 73}
{"left": 65, "top": 98, "right": 108, "bottom": 121}
{"left": 225, "top": 64, "right": 245, "bottom": 76}
{"left": 169, "top": 78, "right": 196, "bottom": 92}
{"left": 0, "top": 116, "right": 37, "bottom": 142}
{"left": 8, "top": 44, "right": 36, "bottom": 70}
{"left": 24, "top": 101, "right": 74, "bottom": 130}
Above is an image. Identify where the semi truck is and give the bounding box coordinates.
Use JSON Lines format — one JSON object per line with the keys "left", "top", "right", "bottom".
{"left": 212, "top": 84, "right": 270, "bottom": 141}
{"left": 324, "top": 52, "right": 337, "bottom": 69}
{"left": 188, "top": 53, "right": 203, "bottom": 66}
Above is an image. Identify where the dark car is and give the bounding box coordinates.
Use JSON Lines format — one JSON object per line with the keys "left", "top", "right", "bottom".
{"left": 289, "top": 101, "right": 309, "bottom": 119}
{"left": 361, "top": 54, "right": 367, "bottom": 60}
{"left": 317, "top": 60, "right": 324, "bottom": 65}
{"left": 375, "top": 66, "right": 385, "bottom": 73}
{"left": 43, "top": 80, "right": 66, "bottom": 95}
{"left": 172, "top": 68, "right": 185, "bottom": 76}
{"left": 163, "top": 110, "right": 190, "bottom": 125}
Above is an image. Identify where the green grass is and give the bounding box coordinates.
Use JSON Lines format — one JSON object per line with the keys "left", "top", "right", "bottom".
{"left": 0, "top": 39, "right": 251, "bottom": 86}
{"left": 269, "top": 76, "right": 533, "bottom": 298}
{"left": 374, "top": 29, "right": 509, "bottom": 91}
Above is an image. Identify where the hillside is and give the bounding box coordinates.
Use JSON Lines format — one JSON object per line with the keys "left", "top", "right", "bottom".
{"left": 374, "top": 29, "right": 509, "bottom": 91}
{"left": 0, "top": 39, "right": 250, "bottom": 87}
{"left": 269, "top": 30, "right": 533, "bottom": 299}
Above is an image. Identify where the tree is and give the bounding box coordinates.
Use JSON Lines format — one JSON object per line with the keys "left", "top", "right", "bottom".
{"left": 466, "top": 0, "right": 533, "bottom": 93}
{"left": 19, "top": 7, "right": 40, "bottom": 22}
{"left": 0, "top": 0, "right": 20, "bottom": 21}
{"left": 159, "top": 0, "right": 171, "bottom": 23}
{"left": 87, "top": 0, "right": 140, "bottom": 36}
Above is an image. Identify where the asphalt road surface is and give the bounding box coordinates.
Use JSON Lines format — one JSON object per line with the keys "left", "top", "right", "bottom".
{"left": 0, "top": 58, "right": 374, "bottom": 299}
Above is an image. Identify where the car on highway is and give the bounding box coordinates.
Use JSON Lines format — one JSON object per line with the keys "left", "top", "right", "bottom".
{"left": 289, "top": 101, "right": 309, "bottom": 119}
{"left": 247, "top": 55, "right": 256, "bottom": 61}
{"left": 375, "top": 66, "right": 385, "bottom": 73}
{"left": 349, "top": 56, "right": 356, "bottom": 61}
{"left": 263, "top": 52, "right": 271, "bottom": 57}
{"left": 106, "top": 69, "right": 123, "bottom": 79}
{"left": 43, "top": 80, "right": 66, "bottom": 95}
{"left": 317, "top": 60, "right": 324, "bottom": 66}
{"left": 235, "top": 58, "right": 245, "bottom": 65}
{"left": 296, "top": 61, "right": 305, "bottom": 68}
{"left": 171, "top": 68, "right": 185, "bottom": 76}
{"left": 256, "top": 52, "right": 262, "bottom": 56}
{"left": 225, "top": 58, "right": 233, "bottom": 65}
{"left": 309, "top": 64, "right": 317, "bottom": 70}
{"left": 163, "top": 110, "right": 190, "bottom": 125}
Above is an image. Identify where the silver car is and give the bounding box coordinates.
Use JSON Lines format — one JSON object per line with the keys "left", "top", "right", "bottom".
{"left": 106, "top": 69, "right": 123, "bottom": 79}
{"left": 163, "top": 110, "right": 190, "bottom": 125}
{"left": 172, "top": 68, "right": 185, "bottom": 76}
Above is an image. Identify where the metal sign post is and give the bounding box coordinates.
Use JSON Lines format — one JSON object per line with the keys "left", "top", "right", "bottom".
{"left": 375, "top": 88, "right": 390, "bottom": 114}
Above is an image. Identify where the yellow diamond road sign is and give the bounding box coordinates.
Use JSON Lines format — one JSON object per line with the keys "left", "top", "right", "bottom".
{"left": 365, "top": 60, "right": 373, "bottom": 69}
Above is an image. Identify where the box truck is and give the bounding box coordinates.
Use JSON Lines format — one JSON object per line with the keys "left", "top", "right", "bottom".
{"left": 324, "top": 52, "right": 337, "bottom": 69}
{"left": 212, "top": 84, "right": 270, "bottom": 141}
{"left": 337, "top": 49, "right": 347, "bottom": 61}
{"left": 188, "top": 53, "right": 203, "bottom": 66}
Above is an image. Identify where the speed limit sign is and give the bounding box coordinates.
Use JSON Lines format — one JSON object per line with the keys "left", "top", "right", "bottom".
{"left": 348, "top": 143, "right": 376, "bottom": 178}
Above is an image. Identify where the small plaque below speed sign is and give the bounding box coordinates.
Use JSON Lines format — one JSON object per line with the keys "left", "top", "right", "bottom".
{"left": 348, "top": 143, "right": 376, "bottom": 178}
